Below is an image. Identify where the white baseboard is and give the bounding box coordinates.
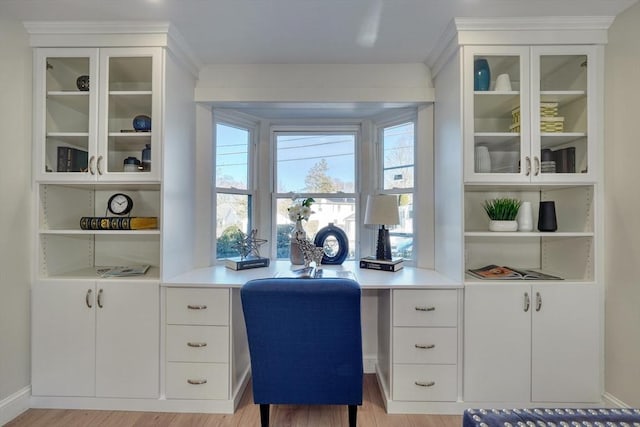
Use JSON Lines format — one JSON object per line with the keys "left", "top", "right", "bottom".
{"left": 603, "top": 392, "right": 631, "bottom": 408}
{"left": 0, "top": 386, "right": 31, "bottom": 426}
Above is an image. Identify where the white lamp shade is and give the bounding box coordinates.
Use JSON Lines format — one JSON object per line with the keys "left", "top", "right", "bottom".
{"left": 364, "top": 195, "right": 400, "bottom": 225}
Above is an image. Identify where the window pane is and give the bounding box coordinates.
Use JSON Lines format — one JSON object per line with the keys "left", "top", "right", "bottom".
{"left": 383, "top": 122, "right": 414, "bottom": 190}
{"left": 276, "top": 134, "right": 355, "bottom": 193}
{"left": 275, "top": 197, "right": 356, "bottom": 260}
{"left": 216, "top": 193, "right": 251, "bottom": 259}
{"left": 216, "top": 123, "right": 249, "bottom": 189}
{"left": 390, "top": 193, "right": 413, "bottom": 259}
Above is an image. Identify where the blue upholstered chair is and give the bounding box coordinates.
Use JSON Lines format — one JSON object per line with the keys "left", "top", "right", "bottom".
{"left": 241, "top": 278, "right": 363, "bottom": 427}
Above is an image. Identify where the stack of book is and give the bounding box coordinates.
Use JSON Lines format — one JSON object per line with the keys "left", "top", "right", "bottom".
{"left": 359, "top": 256, "right": 404, "bottom": 272}
{"left": 80, "top": 216, "right": 158, "bottom": 230}
{"left": 225, "top": 256, "right": 270, "bottom": 271}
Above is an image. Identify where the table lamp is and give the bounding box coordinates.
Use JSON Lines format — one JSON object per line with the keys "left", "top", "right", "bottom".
{"left": 364, "top": 195, "right": 400, "bottom": 261}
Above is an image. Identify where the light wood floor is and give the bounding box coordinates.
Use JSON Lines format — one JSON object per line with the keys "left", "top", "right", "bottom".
{"left": 7, "top": 375, "right": 462, "bottom": 427}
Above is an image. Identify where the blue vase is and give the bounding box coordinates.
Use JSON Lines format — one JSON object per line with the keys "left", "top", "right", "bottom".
{"left": 133, "top": 115, "right": 151, "bottom": 132}
{"left": 474, "top": 59, "right": 491, "bottom": 91}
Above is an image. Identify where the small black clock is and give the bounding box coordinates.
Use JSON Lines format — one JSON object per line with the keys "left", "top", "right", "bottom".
{"left": 107, "top": 193, "right": 133, "bottom": 216}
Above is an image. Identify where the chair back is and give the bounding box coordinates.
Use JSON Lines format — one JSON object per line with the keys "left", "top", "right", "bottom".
{"left": 241, "top": 278, "right": 363, "bottom": 405}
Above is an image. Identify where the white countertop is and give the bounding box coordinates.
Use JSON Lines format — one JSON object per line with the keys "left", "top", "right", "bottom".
{"left": 163, "top": 261, "right": 462, "bottom": 289}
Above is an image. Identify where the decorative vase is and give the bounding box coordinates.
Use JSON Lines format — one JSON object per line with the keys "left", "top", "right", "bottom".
{"left": 475, "top": 145, "right": 492, "bottom": 173}
{"left": 489, "top": 220, "right": 518, "bottom": 232}
{"left": 133, "top": 115, "right": 151, "bottom": 132}
{"left": 474, "top": 58, "right": 491, "bottom": 91}
{"left": 538, "top": 201, "right": 558, "bottom": 232}
{"left": 289, "top": 219, "right": 306, "bottom": 265}
{"left": 76, "top": 75, "right": 90, "bottom": 91}
{"left": 517, "top": 201, "right": 533, "bottom": 232}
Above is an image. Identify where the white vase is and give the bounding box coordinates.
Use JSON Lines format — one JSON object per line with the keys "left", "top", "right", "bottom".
{"left": 517, "top": 201, "right": 533, "bottom": 231}
{"left": 489, "top": 220, "right": 518, "bottom": 232}
{"left": 289, "top": 219, "right": 306, "bottom": 265}
{"left": 475, "top": 146, "right": 491, "bottom": 173}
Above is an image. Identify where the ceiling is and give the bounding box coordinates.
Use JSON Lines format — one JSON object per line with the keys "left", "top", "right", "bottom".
{"left": 1, "top": 0, "right": 637, "bottom": 67}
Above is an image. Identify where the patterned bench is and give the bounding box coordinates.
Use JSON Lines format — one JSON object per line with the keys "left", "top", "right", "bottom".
{"left": 463, "top": 408, "right": 640, "bottom": 427}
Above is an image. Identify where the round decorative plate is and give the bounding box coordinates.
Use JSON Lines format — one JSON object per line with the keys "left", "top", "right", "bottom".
{"left": 313, "top": 223, "right": 349, "bottom": 265}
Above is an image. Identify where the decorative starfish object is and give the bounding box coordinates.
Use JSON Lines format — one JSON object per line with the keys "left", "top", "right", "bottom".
{"left": 232, "top": 229, "right": 268, "bottom": 259}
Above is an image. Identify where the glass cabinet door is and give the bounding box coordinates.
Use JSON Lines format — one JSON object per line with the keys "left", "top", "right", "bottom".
{"left": 99, "top": 48, "right": 161, "bottom": 181}
{"left": 464, "top": 46, "right": 530, "bottom": 182}
{"left": 36, "top": 49, "right": 98, "bottom": 180}
{"left": 531, "top": 46, "right": 596, "bottom": 182}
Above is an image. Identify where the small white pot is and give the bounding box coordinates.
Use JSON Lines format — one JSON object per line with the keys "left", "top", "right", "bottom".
{"left": 489, "top": 220, "right": 518, "bottom": 232}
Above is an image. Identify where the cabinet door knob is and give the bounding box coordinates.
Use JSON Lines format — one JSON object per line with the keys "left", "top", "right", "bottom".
{"left": 187, "top": 304, "right": 207, "bottom": 310}
{"left": 535, "top": 292, "right": 542, "bottom": 312}
{"left": 415, "top": 344, "right": 436, "bottom": 349}
{"left": 97, "top": 288, "right": 104, "bottom": 308}
{"left": 524, "top": 292, "right": 530, "bottom": 312}
{"left": 415, "top": 306, "right": 435, "bottom": 312}
{"left": 534, "top": 156, "right": 540, "bottom": 176}
{"left": 97, "top": 156, "right": 104, "bottom": 175}
{"left": 187, "top": 379, "right": 208, "bottom": 385}
{"left": 89, "top": 156, "right": 96, "bottom": 175}
{"left": 525, "top": 156, "right": 531, "bottom": 176}
{"left": 187, "top": 342, "right": 208, "bottom": 348}
{"left": 85, "top": 289, "right": 93, "bottom": 308}
{"left": 415, "top": 381, "right": 435, "bottom": 387}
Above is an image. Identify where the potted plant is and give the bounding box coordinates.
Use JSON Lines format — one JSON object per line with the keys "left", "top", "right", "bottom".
{"left": 483, "top": 198, "right": 521, "bottom": 232}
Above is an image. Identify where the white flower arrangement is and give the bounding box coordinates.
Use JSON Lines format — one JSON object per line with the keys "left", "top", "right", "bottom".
{"left": 287, "top": 197, "right": 315, "bottom": 222}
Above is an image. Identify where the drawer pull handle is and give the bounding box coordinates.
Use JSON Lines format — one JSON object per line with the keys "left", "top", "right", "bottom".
{"left": 187, "top": 342, "right": 208, "bottom": 348}
{"left": 85, "top": 289, "right": 93, "bottom": 308}
{"left": 187, "top": 304, "right": 207, "bottom": 310}
{"left": 187, "top": 379, "right": 208, "bottom": 385}
{"left": 415, "top": 306, "right": 435, "bottom": 312}
{"left": 415, "top": 381, "right": 436, "bottom": 387}
{"left": 415, "top": 344, "right": 436, "bottom": 349}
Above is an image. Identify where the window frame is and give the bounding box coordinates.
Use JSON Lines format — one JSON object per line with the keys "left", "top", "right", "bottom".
{"left": 374, "top": 111, "right": 417, "bottom": 261}
{"left": 213, "top": 110, "right": 258, "bottom": 259}
{"left": 270, "top": 125, "right": 360, "bottom": 260}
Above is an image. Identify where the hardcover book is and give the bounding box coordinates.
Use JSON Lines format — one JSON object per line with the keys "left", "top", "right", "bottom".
{"left": 225, "top": 256, "right": 270, "bottom": 270}
{"left": 57, "top": 146, "right": 88, "bottom": 172}
{"left": 80, "top": 217, "right": 158, "bottom": 230}
{"left": 359, "top": 257, "right": 404, "bottom": 272}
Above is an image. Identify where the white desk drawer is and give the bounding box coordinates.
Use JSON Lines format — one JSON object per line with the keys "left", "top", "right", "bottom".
{"left": 393, "top": 327, "right": 457, "bottom": 364}
{"left": 393, "top": 290, "right": 457, "bottom": 327}
{"left": 392, "top": 364, "right": 457, "bottom": 401}
{"left": 167, "top": 288, "right": 229, "bottom": 325}
{"left": 166, "top": 325, "right": 229, "bottom": 363}
{"left": 166, "top": 362, "right": 228, "bottom": 399}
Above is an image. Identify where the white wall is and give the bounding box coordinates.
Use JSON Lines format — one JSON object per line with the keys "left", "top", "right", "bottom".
{"left": 604, "top": 1, "right": 640, "bottom": 407}
{"left": 0, "top": 18, "right": 32, "bottom": 420}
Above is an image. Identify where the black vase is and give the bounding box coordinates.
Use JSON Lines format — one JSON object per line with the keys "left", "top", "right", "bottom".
{"left": 538, "top": 201, "right": 557, "bottom": 232}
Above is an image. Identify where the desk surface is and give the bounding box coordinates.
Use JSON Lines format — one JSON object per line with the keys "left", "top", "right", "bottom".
{"left": 163, "top": 261, "right": 462, "bottom": 289}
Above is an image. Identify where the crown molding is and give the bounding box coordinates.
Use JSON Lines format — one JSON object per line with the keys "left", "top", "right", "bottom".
{"left": 427, "top": 16, "right": 615, "bottom": 78}
{"left": 23, "top": 21, "right": 201, "bottom": 75}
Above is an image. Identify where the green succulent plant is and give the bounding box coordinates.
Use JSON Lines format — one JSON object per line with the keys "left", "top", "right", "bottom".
{"left": 483, "top": 198, "right": 522, "bottom": 221}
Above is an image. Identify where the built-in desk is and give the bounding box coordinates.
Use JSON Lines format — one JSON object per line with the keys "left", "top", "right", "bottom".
{"left": 162, "top": 262, "right": 463, "bottom": 414}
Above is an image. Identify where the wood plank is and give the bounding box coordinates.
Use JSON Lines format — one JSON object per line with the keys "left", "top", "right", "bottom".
{"left": 7, "top": 375, "right": 462, "bottom": 427}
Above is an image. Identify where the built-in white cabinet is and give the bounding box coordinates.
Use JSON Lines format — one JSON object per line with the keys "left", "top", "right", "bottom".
{"left": 464, "top": 45, "right": 600, "bottom": 183}
{"left": 34, "top": 47, "right": 161, "bottom": 182}
{"left": 464, "top": 283, "right": 600, "bottom": 403}
{"left": 32, "top": 280, "right": 159, "bottom": 398}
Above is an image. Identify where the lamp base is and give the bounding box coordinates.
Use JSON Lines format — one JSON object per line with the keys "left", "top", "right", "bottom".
{"left": 375, "top": 225, "right": 392, "bottom": 261}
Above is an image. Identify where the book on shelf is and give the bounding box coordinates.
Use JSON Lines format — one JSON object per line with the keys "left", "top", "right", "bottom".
{"left": 359, "top": 256, "right": 404, "bottom": 272}
{"left": 96, "top": 265, "right": 150, "bottom": 278}
{"left": 553, "top": 146, "right": 576, "bottom": 173}
{"left": 225, "top": 256, "right": 270, "bottom": 271}
{"left": 467, "top": 264, "right": 562, "bottom": 280}
{"left": 57, "top": 146, "right": 88, "bottom": 172}
{"left": 79, "top": 217, "right": 158, "bottom": 230}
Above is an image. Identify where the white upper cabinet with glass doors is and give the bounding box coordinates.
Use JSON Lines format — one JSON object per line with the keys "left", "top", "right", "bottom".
{"left": 34, "top": 47, "right": 161, "bottom": 182}
{"left": 464, "top": 45, "right": 599, "bottom": 183}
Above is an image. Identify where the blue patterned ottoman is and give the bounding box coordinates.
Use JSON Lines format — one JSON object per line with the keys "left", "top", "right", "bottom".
{"left": 463, "top": 408, "right": 640, "bottom": 427}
